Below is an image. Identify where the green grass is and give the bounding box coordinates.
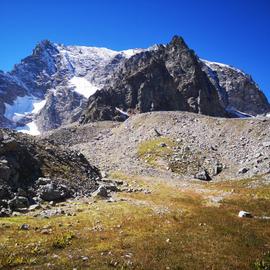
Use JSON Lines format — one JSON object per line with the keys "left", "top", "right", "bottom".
{"left": 0, "top": 174, "right": 270, "bottom": 269}
{"left": 137, "top": 137, "right": 176, "bottom": 168}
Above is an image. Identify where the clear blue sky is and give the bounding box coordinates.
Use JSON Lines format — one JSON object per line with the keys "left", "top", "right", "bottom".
{"left": 1, "top": 0, "right": 270, "bottom": 99}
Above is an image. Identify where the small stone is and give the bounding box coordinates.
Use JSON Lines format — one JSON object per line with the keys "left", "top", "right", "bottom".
{"left": 238, "top": 167, "right": 249, "bottom": 174}
{"left": 29, "top": 204, "right": 41, "bottom": 211}
{"left": 92, "top": 185, "right": 109, "bottom": 198}
{"left": 159, "top": 143, "right": 167, "bottom": 147}
{"left": 81, "top": 256, "right": 89, "bottom": 261}
{"left": 238, "top": 211, "right": 252, "bottom": 218}
{"left": 20, "top": 224, "right": 30, "bottom": 230}
{"left": 195, "top": 170, "right": 211, "bottom": 181}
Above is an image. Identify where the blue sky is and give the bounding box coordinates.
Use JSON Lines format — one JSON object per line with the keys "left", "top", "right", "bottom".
{"left": 1, "top": 0, "right": 270, "bottom": 99}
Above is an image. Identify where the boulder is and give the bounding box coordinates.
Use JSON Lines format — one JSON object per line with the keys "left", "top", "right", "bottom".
{"left": 195, "top": 170, "right": 211, "bottom": 181}
{"left": 92, "top": 185, "right": 109, "bottom": 198}
{"left": 213, "top": 163, "right": 223, "bottom": 176}
{"left": 0, "top": 184, "right": 12, "bottom": 200}
{"left": 8, "top": 196, "right": 29, "bottom": 210}
{"left": 238, "top": 167, "right": 249, "bottom": 174}
{"left": 37, "top": 183, "right": 71, "bottom": 202}
{"left": 28, "top": 204, "right": 41, "bottom": 211}
{"left": 0, "top": 208, "right": 11, "bottom": 217}
{"left": 238, "top": 211, "right": 252, "bottom": 218}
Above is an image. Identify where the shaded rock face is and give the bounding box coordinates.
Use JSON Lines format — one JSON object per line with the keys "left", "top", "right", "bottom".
{"left": 0, "top": 129, "right": 100, "bottom": 204}
{"left": 201, "top": 60, "right": 270, "bottom": 116}
{"left": 81, "top": 36, "right": 226, "bottom": 122}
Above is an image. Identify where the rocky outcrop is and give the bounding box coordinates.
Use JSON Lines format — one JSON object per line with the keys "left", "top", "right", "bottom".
{"left": 201, "top": 60, "right": 270, "bottom": 116}
{"left": 81, "top": 36, "right": 226, "bottom": 122}
{"left": 0, "top": 128, "right": 100, "bottom": 215}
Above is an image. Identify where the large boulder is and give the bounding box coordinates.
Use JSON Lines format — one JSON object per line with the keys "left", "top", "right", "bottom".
{"left": 0, "top": 184, "right": 12, "bottom": 200}
{"left": 8, "top": 196, "right": 29, "bottom": 210}
{"left": 37, "top": 183, "right": 71, "bottom": 202}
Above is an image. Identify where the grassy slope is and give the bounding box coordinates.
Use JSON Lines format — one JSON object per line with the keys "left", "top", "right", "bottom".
{"left": 1, "top": 172, "right": 270, "bottom": 269}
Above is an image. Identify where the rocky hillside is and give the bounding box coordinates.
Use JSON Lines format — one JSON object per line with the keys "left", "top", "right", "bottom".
{"left": 0, "top": 129, "right": 100, "bottom": 216}
{"left": 0, "top": 36, "right": 269, "bottom": 134}
{"left": 43, "top": 111, "right": 270, "bottom": 182}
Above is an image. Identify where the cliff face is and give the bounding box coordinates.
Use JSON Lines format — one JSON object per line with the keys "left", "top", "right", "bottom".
{"left": 81, "top": 36, "right": 226, "bottom": 123}
{"left": 201, "top": 60, "right": 270, "bottom": 116}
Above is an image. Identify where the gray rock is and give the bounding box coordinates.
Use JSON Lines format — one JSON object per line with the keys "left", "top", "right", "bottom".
{"left": 238, "top": 211, "right": 252, "bottom": 218}
{"left": 0, "top": 185, "right": 12, "bottom": 200}
{"left": 238, "top": 167, "right": 249, "bottom": 174}
{"left": 213, "top": 163, "right": 223, "bottom": 176}
{"left": 195, "top": 170, "right": 211, "bottom": 181}
{"left": 37, "top": 183, "right": 71, "bottom": 202}
{"left": 92, "top": 185, "right": 109, "bottom": 198}
{"left": 20, "top": 224, "right": 30, "bottom": 230}
{"left": 8, "top": 196, "right": 29, "bottom": 210}
{"left": 0, "top": 208, "right": 11, "bottom": 217}
{"left": 159, "top": 143, "right": 167, "bottom": 147}
{"left": 263, "top": 142, "right": 270, "bottom": 147}
{"left": 28, "top": 204, "right": 41, "bottom": 211}
{"left": 36, "top": 177, "right": 52, "bottom": 185}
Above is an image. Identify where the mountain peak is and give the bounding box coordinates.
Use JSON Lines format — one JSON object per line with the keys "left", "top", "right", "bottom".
{"left": 169, "top": 35, "right": 188, "bottom": 48}
{"left": 33, "top": 40, "right": 58, "bottom": 56}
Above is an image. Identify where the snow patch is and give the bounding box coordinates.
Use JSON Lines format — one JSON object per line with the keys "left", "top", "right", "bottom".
{"left": 201, "top": 59, "right": 246, "bottom": 76}
{"left": 121, "top": 49, "right": 144, "bottom": 58}
{"left": 4, "top": 95, "right": 46, "bottom": 121}
{"left": 32, "top": 99, "right": 47, "bottom": 114}
{"left": 226, "top": 107, "right": 253, "bottom": 118}
{"left": 4, "top": 95, "right": 46, "bottom": 136}
{"left": 16, "top": 121, "right": 40, "bottom": 136}
{"left": 115, "top": 107, "right": 129, "bottom": 117}
{"left": 70, "top": 77, "right": 99, "bottom": 98}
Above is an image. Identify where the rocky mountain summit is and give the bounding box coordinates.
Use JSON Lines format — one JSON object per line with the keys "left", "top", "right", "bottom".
{"left": 81, "top": 36, "right": 226, "bottom": 122}
{"left": 0, "top": 36, "right": 269, "bottom": 134}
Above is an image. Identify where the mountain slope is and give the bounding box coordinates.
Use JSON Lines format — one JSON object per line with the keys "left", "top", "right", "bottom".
{"left": 0, "top": 41, "right": 144, "bottom": 134}
{"left": 0, "top": 36, "right": 269, "bottom": 134}
{"left": 201, "top": 59, "right": 270, "bottom": 116}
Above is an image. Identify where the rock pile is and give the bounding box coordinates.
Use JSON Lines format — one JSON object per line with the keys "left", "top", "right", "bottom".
{"left": 0, "top": 129, "right": 100, "bottom": 216}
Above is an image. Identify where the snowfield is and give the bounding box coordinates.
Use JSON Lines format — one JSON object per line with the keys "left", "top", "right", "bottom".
{"left": 69, "top": 77, "right": 99, "bottom": 98}
{"left": 4, "top": 95, "right": 46, "bottom": 135}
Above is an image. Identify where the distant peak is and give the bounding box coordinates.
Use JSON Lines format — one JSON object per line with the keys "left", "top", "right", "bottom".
{"left": 33, "top": 39, "right": 58, "bottom": 55}
{"left": 169, "top": 35, "right": 187, "bottom": 47}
